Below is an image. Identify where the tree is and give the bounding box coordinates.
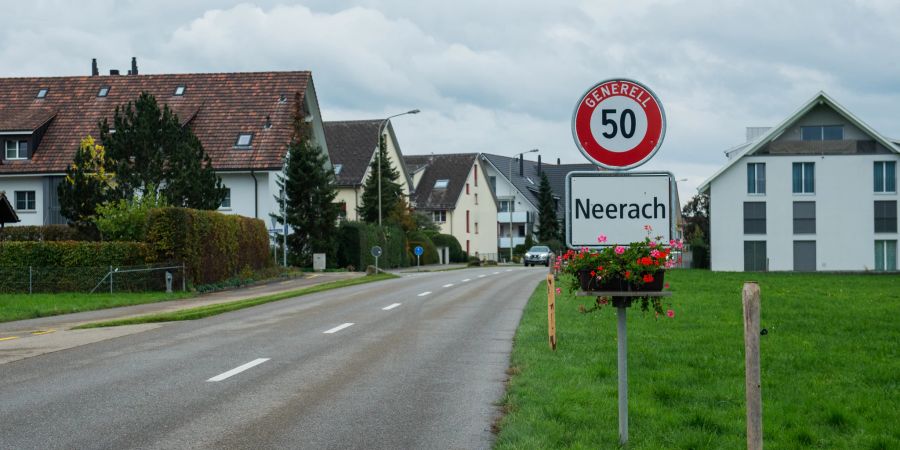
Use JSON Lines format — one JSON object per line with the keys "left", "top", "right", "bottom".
{"left": 273, "top": 93, "right": 340, "bottom": 267}
{"left": 99, "top": 92, "right": 226, "bottom": 208}
{"left": 358, "top": 135, "right": 404, "bottom": 223}
{"left": 58, "top": 136, "right": 116, "bottom": 231}
{"left": 535, "top": 172, "right": 560, "bottom": 242}
{"left": 681, "top": 193, "right": 710, "bottom": 245}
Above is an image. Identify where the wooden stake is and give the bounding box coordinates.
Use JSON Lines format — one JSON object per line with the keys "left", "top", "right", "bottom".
{"left": 743, "top": 282, "right": 763, "bottom": 450}
{"left": 546, "top": 274, "right": 557, "bottom": 350}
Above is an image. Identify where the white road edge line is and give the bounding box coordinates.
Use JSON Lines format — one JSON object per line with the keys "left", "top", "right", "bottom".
{"left": 417, "top": 291, "right": 432, "bottom": 297}
{"left": 442, "top": 283, "right": 454, "bottom": 288}
{"left": 383, "top": 303, "right": 401, "bottom": 310}
{"left": 462, "top": 279, "right": 471, "bottom": 282}
{"left": 493, "top": 271, "right": 500, "bottom": 275}
{"left": 323, "top": 323, "right": 355, "bottom": 334}
{"left": 207, "top": 358, "right": 270, "bottom": 382}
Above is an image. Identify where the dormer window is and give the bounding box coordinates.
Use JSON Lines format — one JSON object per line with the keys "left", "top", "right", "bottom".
{"left": 36, "top": 88, "right": 48, "bottom": 99}
{"left": 235, "top": 133, "right": 253, "bottom": 148}
{"left": 334, "top": 164, "right": 343, "bottom": 175}
{"left": 434, "top": 179, "right": 449, "bottom": 189}
{"left": 174, "top": 85, "right": 186, "bottom": 96}
{"left": 5, "top": 140, "right": 29, "bottom": 160}
{"left": 97, "top": 86, "right": 110, "bottom": 97}
{"left": 801, "top": 125, "right": 842, "bottom": 141}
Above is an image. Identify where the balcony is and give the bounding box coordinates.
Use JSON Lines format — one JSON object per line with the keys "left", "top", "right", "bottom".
{"left": 498, "top": 236, "right": 526, "bottom": 247}
{"left": 497, "top": 211, "right": 529, "bottom": 224}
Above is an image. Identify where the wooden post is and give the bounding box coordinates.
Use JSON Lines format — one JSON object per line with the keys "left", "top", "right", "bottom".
{"left": 743, "top": 282, "right": 762, "bottom": 450}
{"left": 546, "top": 275, "right": 557, "bottom": 350}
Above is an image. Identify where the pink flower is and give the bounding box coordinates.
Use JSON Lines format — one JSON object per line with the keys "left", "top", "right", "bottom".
{"left": 615, "top": 246, "right": 625, "bottom": 255}
{"left": 664, "top": 283, "right": 670, "bottom": 289}
{"left": 644, "top": 225, "right": 653, "bottom": 231}
{"left": 650, "top": 249, "right": 661, "bottom": 258}
{"left": 666, "top": 309, "right": 675, "bottom": 318}
{"left": 555, "top": 287, "right": 562, "bottom": 294}
{"left": 597, "top": 234, "right": 608, "bottom": 243}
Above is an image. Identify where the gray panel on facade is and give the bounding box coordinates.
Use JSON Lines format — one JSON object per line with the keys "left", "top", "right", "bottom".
{"left": 744, "top": 202, "right": 766, "bottom": 234}
{"left": 744, "top": 240, "right": 767, "bottom": 272}
{"left": 793, "top": 241, "right": 816, "bottom": 272}
{"left": 874, "top": 200, "right": 897, "bottom": 233}
{"left": 793, "top": 201, "right": 816, "bottom": 234}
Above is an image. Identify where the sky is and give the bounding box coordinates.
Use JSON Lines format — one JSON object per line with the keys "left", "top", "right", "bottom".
{"left": 3, "top": 0, "right": 899, "bottom": 201}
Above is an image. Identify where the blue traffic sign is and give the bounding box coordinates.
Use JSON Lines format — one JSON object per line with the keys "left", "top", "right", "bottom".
{"left": 414, "top": 246, "right": 424, "bottom": 256}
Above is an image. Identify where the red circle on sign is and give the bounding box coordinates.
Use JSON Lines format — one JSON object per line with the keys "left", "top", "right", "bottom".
{"left": 571, "top": 79, "right": 666, "bottom": 170}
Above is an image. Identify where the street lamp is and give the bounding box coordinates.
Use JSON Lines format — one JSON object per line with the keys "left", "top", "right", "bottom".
{"left": 509, "top": 148, "right": 539, "bottom": 262}
{"left": 376, "top": 109, "right": 420, "bottom": 227}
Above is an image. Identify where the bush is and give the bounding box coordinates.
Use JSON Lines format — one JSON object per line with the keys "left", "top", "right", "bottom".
{"left": 335, "top": 221, "right": 408, "bottom": 270}
{"left": 429, "top": 233, "right": 466, "bottom": 263}
{"left": 94, "top": 194, "right": 167, "bottom": 241}
{"left": 467, "top": 255, "right": 482, "bottom": 267}
{"left": 406, "top": 231, "right": 439, "bottom": 265}
{"left": 0, "top": 225, "right": 92, "bottom": 242}
{"left": 691, "top": 242, "right": 710, "bottom": 269}
{"left": 144, "top": 207, "right": 271, "bottom": 285}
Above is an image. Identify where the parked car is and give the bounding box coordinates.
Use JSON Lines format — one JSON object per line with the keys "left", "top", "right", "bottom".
{"left": 524, "top": 245, "right": 552, "bottom": 267}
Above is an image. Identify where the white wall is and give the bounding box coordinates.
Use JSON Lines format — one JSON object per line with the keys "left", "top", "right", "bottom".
{"left": 0, "top": 176, "right": 45, "bottom": 226}
{"left": 710, "top": 153, "right": 899, "bottom": 271}
{"left": 445, "top": 159, "right": 498, "bottom": 258}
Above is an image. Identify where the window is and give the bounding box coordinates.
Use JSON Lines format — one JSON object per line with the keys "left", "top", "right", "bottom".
{"left": 793, "top": 241, "right": 816, "bottom": 272}
{"left": 434, "top": 179, "right": 449, "bottom": 189}
{"left": 874, "top": 200, "right": 897, "bottom": 233}
{"left": 97, "top": 86, "right": 110, "bottom": 97}
{"left": 874, "top": 161, "right": 896, "bottom": 193}
{"left": 747, "top": 163, "right": 766, "bottom": 194}
{"left": 792, "top": 162, "right": 815, "bottom": 194}
{"left": 36, "top": 88, "right": 48, "bottom": 99}
{"left": 875, "top": 240, "right": 897, "bottom": 271}
{"left": 475, "top": 193, "right": 478, "bottom": 205}
{"left": 220, "top": 189, "right": 231, "bottom": 209}
{"left": 466, "top": 210, "right": 470, "bottom": 233}
{"left": 235, "top": 133, "right": 253, "bottom": 147}
{"left": 337, "top": 202, "right": 347, "bottom": 220}
{"left": 499, "top": 199, "right": 513, "bottom": 213}
{"left": 793, "top": 201, "right": 816, "bottom": 234}
{"left": 488, "top": 176, "right": 496, "bottom": 192}
{"left": 14, "top": 191, "right": 35, "bottom": 211}
{"left": 744, "top": 241, "right": 767, "bottom": 272}
{"left": 800, "top": 125, "right": 842, "bottom": 141}
{"left": 334, "top": 164, "right": 343, "bottom": 175}
{"left": 744, "top": 202, "right": 766, "bottom": 234}
{"left": 5, "top": 140, "right": 28, "bottom": 160}
{"left": 466, "top": 183, "right": 470, "bottom": 195}
{"left": 432, "top": 210, "right": 446, "bottom": 223}
{"left": 474, "top": 165, "right": 478, "bottom": 186}
{"left": 518, "top": 225, "right": 526, "bottom": 236}
{"left": 174, "top": 85, "right": 186, "bottom": 96}
{"left": 475, "top": 222, "right": 479, "bottom": 234}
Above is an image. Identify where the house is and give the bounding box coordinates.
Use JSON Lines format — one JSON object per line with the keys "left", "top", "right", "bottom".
{"left": 698, "top": 92, "right": 899, "bottom": 272}
{"left": 323, "top": 119, "right": 414, "bottom": 221}
{"left": 0, "top": 58, "right": 330, "bottom": 228}
{"left": 404, "top": 153, "right": 499, "bottom": 259}
{"left": 480, "top": 153, "right": 598, "bottom": 256}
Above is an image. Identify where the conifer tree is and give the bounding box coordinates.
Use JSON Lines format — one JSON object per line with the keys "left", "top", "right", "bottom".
{"left": 535, "top": 172, "right": 560, "bottom": 242}
{"left": 58, "top": 136, "right": 116, "bottom": 229}
{"left": 358, "top": 135, "right": 404, "bottom": 223}
{"left": 273, "top": 93, "right": 339, "bottom": 266}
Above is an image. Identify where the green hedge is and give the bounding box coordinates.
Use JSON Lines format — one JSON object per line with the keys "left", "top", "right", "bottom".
{"left": 429, "top": 233, "right": 466, "bottom": 263}
{"left": 336, "top": 221, "right": 408, "bottom": 270}
{"left": 145, "top": 208, "right": 271, "bottom": 285}
{"left": 407, "top": 231, "right": 439, "bottom": 265}
{"left": 0, "top": 225, "right": 92, "bottom": 242}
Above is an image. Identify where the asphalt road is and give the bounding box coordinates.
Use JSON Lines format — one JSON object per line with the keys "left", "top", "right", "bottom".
{"left": 0, "top": 266, "right": 546, "bottom": 450}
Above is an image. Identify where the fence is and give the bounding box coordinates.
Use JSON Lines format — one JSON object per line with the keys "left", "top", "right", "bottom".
{"left": 0, "top": 263, "right": 187, "bottom": 294}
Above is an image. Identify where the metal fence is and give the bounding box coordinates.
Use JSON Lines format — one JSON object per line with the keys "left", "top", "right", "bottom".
{"left": 0, "top": 263, "right": 187, "bottom": 294}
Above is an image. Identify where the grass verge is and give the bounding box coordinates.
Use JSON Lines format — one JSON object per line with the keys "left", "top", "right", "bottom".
{"left": 74, "top": 273, "right": 398, "bottom": 329}
{"left": 0, "top": 292, "right": 195, "bottom": 323}
{"left": 493, "top": 270, "right": 900, "bottom": 449}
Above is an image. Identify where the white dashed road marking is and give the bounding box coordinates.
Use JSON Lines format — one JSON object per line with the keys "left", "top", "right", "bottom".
{"left": 478, "top": 275, "right": 486, "bottom": 278}
{"left": 207, "top": 358, "right": 270, "bottom": 382}
{"left": 382, "top": 303, "right": 401, "bottom": 311}
{"left": 323, "top": 323, "right": 355, "bottom": 334}
{"left": 417, "top": 291, "right": 431, "bottom": 297}
{"left": 442, "top": 283, "right": 454, "bottom": 288}
{"left": 462, "top": 279, "right": 471, "bottom": 282}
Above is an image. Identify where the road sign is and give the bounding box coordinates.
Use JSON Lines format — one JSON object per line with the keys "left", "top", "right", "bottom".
{"left": 566, "top": 171, "right": 675, "bottom": 248}
{"left": 572, "top": 78, "right": 666, "bottom": 170}
{"left": 414, "top": 246, "right": 424, "bottom": 256}
{"left": 370, "top": 246, "right": 383, "bottom": 258}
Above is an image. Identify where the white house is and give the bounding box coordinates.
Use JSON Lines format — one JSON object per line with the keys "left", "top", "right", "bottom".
{"left": 699, "top": 92, "right": 899, "bottom": 272}
{"left": 0, "top": 59, "right": 330, "bottom": 229}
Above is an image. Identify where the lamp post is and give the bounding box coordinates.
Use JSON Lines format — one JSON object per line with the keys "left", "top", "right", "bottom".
{"left": 509, "top": 149, "right": 539, "bottom": 262}
{"left": 376, "top": 109, "right": 420, "bottom": 227}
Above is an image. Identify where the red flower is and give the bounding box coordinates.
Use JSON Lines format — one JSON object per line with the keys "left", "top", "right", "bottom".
{"left": 641, "top": 256, "right": 652, "bottom": 266}
{"left": 590, "top": 270, "right": 596, "bottom": 277}
{"left": 666, "top": 309, "right": 675, "bottom": 318}
{"left": 643, "top": 273, "right": 654, "bottom": 283}
{"left": 625, "top": 270, "right": 632, "bottom": 278}
{"left": 664, "top": 283, "right": 670, "bottom": 289}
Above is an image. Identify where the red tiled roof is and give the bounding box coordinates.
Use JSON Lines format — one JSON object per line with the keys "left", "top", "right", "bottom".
{"left": 0, "top": 71, "right": 312, "bottom": 174}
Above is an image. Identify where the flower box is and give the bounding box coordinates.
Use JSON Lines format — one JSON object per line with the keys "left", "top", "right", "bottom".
{"left": 577, "top": 269, "right": 665, "bottom": 293}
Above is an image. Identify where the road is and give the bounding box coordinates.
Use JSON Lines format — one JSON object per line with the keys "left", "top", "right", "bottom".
{"left": 0, "top": 266, "right": 546, "bottom": 449}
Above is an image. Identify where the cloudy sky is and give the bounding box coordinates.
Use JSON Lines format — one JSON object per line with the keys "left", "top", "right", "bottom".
{"left": 4, "top": 0, "right": 899, "bottom": 200}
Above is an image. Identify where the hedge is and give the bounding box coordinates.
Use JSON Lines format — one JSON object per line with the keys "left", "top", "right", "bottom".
{"left": 428, "top": 233, "right": 466, "bottom": 263}
{"left": 0, "top": 225, "right": 92, "bottom": 242}
{"left": 145, "top": 208, "right": 271, "bottom": 285}
{"left": 336, "top": 221, "right": 408, "bottom": 270}
{"left": 407, "top": 231, "right": 439, "bottom": 265}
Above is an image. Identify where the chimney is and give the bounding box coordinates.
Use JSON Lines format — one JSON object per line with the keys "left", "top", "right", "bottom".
{"left": 537, "top": 155, "right": 542, "bottom": 175}
{"left": 519, "top": 154, "right": 524, "bottom": 176}
{"left": 557, "top": 157, "right": 561, "bottom": 165}
{"left": 130, "top": 57, "right": 138, "bottom": 75}
{"left": 91, "top": 58, "right": 99, "bottom": 76}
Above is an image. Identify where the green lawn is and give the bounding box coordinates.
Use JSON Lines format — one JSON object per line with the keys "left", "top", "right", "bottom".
{"left": 494, "top": 270, "right": 900, "bottom": 449}
{"left": 0, "top": 292, "right": 195, "bottom": 323}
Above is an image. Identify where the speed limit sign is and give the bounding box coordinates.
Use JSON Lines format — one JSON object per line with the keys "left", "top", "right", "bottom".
{"left": 572, "top": 78, "right": 666, "bottom": 170}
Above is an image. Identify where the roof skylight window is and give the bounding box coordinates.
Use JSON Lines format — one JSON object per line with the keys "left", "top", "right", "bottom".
{"left": 36, "top": 88, "right": 48, "bottom": 99}
{"left": 334, "top": 164, "right": 343, "bottom": 175}
{"left": 434, "top": 179, "right": 449, "bottom": 189}
{"left": 235, "top": 133, "right": 253, "bottom": 147}
{"left": 526, "top": 177, "right": 535, "bottom": 185}
{"left": 97, "top": 86, "right": 110, "bottom": 97}
{"left": 174, "top": 85, "right": 186, "bottom": 96}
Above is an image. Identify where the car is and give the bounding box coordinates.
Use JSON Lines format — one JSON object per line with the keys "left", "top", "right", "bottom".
{"left": 524, "top": 245, "right": 552, "bottom": 267}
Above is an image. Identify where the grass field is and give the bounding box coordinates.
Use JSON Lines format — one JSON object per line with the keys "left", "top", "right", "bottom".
{"left": 0, "top": 292, "right": 195, "bottom": 323}
{"left": 493, "top": 270, "right": 899, "bottom": 449}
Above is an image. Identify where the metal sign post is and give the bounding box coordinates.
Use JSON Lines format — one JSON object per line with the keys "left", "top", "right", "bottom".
{"left": 371, "top": 246, "right": 383, "bottom": 274}
{"left": 414, "top": 245, "right": 424, "bottom": 271}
